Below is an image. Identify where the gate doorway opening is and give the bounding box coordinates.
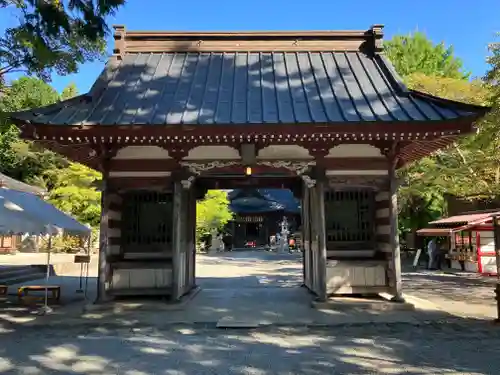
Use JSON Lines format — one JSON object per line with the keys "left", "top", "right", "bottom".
{"left": 193, "top": 180, "right": 311, "bottom": 320}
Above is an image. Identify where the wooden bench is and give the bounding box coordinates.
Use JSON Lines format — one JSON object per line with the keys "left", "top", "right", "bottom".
{"left": 18, "top": 285, "right": 61, "bottom": 303}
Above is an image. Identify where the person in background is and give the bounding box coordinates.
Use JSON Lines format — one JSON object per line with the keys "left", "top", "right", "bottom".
{"left": 435, "top": 238, "right": 446, "bottom": 270}
{"left": 427, "top": 238, "right": 437, "bottom": 270}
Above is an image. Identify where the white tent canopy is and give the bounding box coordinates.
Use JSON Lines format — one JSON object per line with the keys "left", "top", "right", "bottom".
{"left": 0, "top": 187, "right": 91, "bottom": 236}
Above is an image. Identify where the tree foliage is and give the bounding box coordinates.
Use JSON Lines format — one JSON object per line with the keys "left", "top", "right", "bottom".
{"left": 384, "top": 32, "right": 494, "bottom": 236}
{"left": 398, "top": 73, "right": 493, "bottom": 233}
{"left": 0, "top": 0, "right": 125, "bottom": 82}
{"left": 0, "top": 76, "right": 66, "bottom": 181}
{"left": 405, "top": 73, "right": 489, "bottom": 106}
{"left": 196, "top": 190, "right": 233, "bottom": 239}
{"left": 60, "top": 82, "right": 78, "bottom": 100}
{"left": 384, "top": 32, "right": 470, "bottom": 79}
{"left": 0, "top": 76, "right": 101, "bottom": 226}
{"left": 46, "top": 163, "right": 101, "bottom": 227}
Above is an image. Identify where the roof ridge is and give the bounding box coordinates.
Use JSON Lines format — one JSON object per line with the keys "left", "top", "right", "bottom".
{"left": 111, "top": 25, "right": 384, "bottom": 57}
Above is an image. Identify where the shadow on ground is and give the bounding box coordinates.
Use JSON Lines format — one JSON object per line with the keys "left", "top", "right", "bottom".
{"left": 0, "top": 251, "right": 500, "bottom": 373}
{"left": 0, "top": 318, "right": 499, "bottom": 374}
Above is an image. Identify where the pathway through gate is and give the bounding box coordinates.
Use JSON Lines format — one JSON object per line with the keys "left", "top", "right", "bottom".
{"left": 190, "top": 250, "right": 316, "bottom": 326}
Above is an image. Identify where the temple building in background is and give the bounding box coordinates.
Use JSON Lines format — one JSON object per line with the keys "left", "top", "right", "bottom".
{"left": 226, "top": 189, "right": 301, "bottom": 249}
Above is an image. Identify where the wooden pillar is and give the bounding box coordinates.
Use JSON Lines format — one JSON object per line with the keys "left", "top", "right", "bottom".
{"left": 302, "top": 177, "right": 313, "bottom": 291}
{"left": 388, "top": 154, "right": 404, "bottom": 302}
{"left": 316, "top": 179, "right": 327, "bottom": 301}
{"left": 301, "top": 190, "right": 307, "bottom": 285}
{"left": 172, "top": 180, "right": 183, "bottom": 301}
{"left": 188, "top": 187, "right": 197, "bottom": 288}
{"left": 96, "top": 165, "right": 110, "bottom": 303}
{"left": 302, "top": 174, "right": 327, "bottom": 300}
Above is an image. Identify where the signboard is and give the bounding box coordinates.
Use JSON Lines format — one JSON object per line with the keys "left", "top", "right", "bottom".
{"left": 455, "top": 232, "right": 471, "bottom": 247}
{"left": 74, "top": 254, "right": 91, "bottom": 264}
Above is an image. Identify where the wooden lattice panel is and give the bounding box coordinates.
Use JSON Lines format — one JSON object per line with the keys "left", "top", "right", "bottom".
{"left": 121, "top": 190, "right": 173, "bottom": 253}
{"left": 325, "top": 189, "right": 376, "bottom": 250}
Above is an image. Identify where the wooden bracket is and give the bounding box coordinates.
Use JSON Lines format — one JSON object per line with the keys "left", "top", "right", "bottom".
{"left": 305, "top": 141, "right": 332, "bottom": 159}
{"left": 94, "top": 145, "right": 119, "bottom": 173}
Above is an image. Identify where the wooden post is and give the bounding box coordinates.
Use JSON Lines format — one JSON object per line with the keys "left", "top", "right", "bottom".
{"left": 388, "top": 154, "right": 404, "bottom": 302}
{"left": 316, "top": 179, "right": 328, "bottom": 301}
{"left": 96, "top": 168, "right": 110, "bottom": 303}
{"left": 301, "top": 188, "right": 307, "bottom": 285}
{"left": 188, "top": 188, "right": 196, "bottom": 288}
{"left": 172, "top": 180, "right": 183, "bottom": 301}
{"left": 301, "top": 176, "right": 314, "bottom": 291}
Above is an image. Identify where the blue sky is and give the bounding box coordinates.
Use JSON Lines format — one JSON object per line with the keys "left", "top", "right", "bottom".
{"left": 1, "top": 0, "right": 498, "bottom": 93}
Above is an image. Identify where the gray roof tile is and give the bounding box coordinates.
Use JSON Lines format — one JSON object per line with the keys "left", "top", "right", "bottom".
{"left": 14, "top": 52, "right": 482, "bottom": 126}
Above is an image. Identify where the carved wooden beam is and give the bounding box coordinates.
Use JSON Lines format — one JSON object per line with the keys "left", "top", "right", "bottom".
{"left": 326, "top": 175, "right": 390, "bottom": 190}
{"left": 256, "top": 160, "right": 315, "bottom": 175}
{"left": 180, "top": 160, "right": 239, "bottom": 175}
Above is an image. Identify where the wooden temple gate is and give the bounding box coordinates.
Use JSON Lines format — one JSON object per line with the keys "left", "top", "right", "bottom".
{"left": 10, "top": 25, "right": 488, "bottom": 303}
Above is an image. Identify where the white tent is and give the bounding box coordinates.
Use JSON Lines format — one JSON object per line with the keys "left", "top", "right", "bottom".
{"left": 0, "top": 187, "right": 91, "bottom": 314}
{"left": 0, "top": 187, "right": 90, "bottom": 236}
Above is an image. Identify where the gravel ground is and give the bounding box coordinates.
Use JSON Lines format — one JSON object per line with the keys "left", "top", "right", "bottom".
{"left": 1, "top": 252, "right": 499, "bottom": 374}
{"left": 0, "top": 323, "right": 499, "bottom": 375}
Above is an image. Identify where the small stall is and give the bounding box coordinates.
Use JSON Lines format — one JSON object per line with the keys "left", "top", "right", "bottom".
{"left": 417, "top": 211, "right": 500, "bottom": 275}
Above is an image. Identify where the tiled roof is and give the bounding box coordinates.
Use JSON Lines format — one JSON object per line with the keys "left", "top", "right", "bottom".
{"left": 429, "top": 212, "right": 500, "bottom": 226}
{"left": 229, "top": 189, "right": 300, "bottom": 214}
{"left": 12, "top": 51, "right": 482, "bottom": 126}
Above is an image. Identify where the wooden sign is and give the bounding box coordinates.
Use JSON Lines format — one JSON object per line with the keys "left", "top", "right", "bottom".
{"left": 74, "top": 254, "right": 91, "bottom": 264}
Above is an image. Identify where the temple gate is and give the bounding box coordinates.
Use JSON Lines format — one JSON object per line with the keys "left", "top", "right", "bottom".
{"left": 10, "top": 24, "right": 488, "bottom": 303}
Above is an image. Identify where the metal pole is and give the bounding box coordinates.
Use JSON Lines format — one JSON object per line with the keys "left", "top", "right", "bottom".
{"left": 38, "top": 234, "right": 53, "bottom": 315}
{"left": 84, "top": 233, "right": 90, "bottom": 300}
{"left": 493, "top": 215, "right": 500, "bottom": 322}
{"left": 44, "top": 236, "right": 51, "bottom": 308}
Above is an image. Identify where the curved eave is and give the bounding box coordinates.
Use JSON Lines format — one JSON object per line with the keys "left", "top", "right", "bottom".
{"left": 399, "top": 136, "right": 458, "bottom": 166}
{"left": 409, "top": 89, "right": 492, "bottom": 117}
{"left": 8, "top": 94, "right": 92, "bottom": 123}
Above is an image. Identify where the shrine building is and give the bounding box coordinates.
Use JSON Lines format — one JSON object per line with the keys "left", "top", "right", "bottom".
{"left": 10, "top": 25, "right": 489, "bottom": 303}
{"left": 227, "top": 189, "right": 301, "bottom": 249}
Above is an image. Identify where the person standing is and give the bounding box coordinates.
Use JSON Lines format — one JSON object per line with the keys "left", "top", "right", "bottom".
{"left": 427, "top": 238, "right": 437, "bottom": 270}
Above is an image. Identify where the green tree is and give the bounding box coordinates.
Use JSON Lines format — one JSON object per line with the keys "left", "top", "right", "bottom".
{"left": 384, "top": 33, "right": 491, "bottom": 236}
{"left": 196, "top": 190, "right": 233, "bottom": 242}
{"left": 0, "top": 76, "right": 102, "bottom": 225}
{"left": 0, "top": 76, "right": 64, "bottom": 180}
{"left": 398, "top": 74, "right": 492, "bottom": 235}
{"left": 384, "top": 32, "right": 470, "bottom": 79}
{"left": 45, "top": 163, "right": 101, "bottom": 226}
{"left": 0, "top": 0, "right": 125, "bottom": 82}
{"left": 60, "top": 82, "right": 78, "bottom": 100}
{"left": 405, "top": 73, "right": 489, "bottom": 105}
